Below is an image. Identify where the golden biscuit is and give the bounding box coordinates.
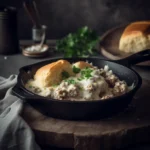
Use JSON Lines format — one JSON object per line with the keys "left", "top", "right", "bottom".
{"left": 34, "top": 60, "right": 74, "bottom": 87}
{"left": 73, "top": 61, "right": 93, "bottom": 69}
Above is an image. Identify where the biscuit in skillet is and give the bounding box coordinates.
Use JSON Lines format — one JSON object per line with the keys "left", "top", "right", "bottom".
{"left": 34, "top": 60, "right": 74, "bottom": 87}
{"left": 73, "top": 61, "right": 93, "bottom": 69}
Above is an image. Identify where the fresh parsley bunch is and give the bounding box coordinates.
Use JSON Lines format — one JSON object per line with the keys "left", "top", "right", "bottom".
{"left": 56, "top": 26, "right": 99, "bottom": 57}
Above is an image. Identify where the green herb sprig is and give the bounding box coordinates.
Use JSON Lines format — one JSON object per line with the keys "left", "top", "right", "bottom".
{"left": 56, "top": 26, "right": 99, "bottom": 58}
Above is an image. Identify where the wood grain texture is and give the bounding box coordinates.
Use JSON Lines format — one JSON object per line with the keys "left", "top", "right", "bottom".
{"left": 21, "top": 80, "right": 150, "bottom": 150}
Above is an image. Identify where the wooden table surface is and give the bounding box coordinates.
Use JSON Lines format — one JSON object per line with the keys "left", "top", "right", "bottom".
{"left": 21, "top": 80, "right": 150, "bottom": 150}
{"left": 0, "top": 40, "right": 150, "bottom": 150}
{"left": 0, "top": 40, "right": 150, "bottom": 80}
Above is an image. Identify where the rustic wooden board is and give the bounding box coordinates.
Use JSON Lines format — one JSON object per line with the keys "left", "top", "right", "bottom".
{"left": 21, "top": 80, "right": 150, "bottom": 150}
{"left": 99, "top": 25, "right": 150, "bottom": 66}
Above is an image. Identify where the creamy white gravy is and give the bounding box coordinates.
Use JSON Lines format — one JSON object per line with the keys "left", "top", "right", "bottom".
{"left": 25, "top": 65, "right": 132, "bottom": 101}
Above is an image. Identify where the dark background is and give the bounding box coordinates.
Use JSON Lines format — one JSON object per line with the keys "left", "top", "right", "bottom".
{"left": 1, "top": 0, "right": 150, "bottom": 39}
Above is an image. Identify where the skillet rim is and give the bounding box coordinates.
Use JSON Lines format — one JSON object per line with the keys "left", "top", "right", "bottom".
{"left": 16, "top": 57, "right": 142, "bottom": 103}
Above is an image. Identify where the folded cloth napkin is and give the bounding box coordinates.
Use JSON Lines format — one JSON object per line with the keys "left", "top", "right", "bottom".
{"left": 0, "top": 75, "right": 41, "bottom": 150}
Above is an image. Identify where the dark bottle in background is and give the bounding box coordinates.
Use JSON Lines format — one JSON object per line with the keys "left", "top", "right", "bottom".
{"left": 0, "top": 6, "right": 19, "bottom": 55}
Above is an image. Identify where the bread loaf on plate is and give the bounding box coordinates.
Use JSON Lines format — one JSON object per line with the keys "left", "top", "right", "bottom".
{"left": 119, "top": 21, "right": 150, "bottom": 53}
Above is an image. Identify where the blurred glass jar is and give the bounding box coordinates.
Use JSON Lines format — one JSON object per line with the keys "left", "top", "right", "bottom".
{"left": 32, "top": 25, "right": 47, "bottom": 44}
{"left": 0, "top": 6, "right": 19, "bottom": 55}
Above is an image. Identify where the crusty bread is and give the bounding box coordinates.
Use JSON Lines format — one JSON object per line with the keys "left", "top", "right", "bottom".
{"left": 33, "top": 60, "right": 93, "bottom": 88}
{"left": 119, "top": 21, "right": 150, "bottom": 53}
{"left": 73, "top": 61, "right": 93, "bottom": 69}
{"left": 34, "top": 60, "right": 74, "bottom": 87}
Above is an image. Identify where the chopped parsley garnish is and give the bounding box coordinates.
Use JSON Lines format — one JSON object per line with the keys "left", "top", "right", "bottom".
{"left": 65, "top": 79, "right": 76, "bottom": 84}
{"left": 29, "top": 85, "right": 32, "bottom": 88}
{"left": 81, "top": 68, "right": 93, "bottom": 79}
{"left": 52, "top": 84, "right": 58, "bottom": 87}
{"left": 77, "top": 78, "right": 82, "bottom": 81}
{"left": 79, "top": 86, "right": 83, "bottom": 90}
{"left": 73, "top": 65, "right": 81, "bottom": 73}
{"left": 61, "top": 71, "right": 70, "bottom": 79}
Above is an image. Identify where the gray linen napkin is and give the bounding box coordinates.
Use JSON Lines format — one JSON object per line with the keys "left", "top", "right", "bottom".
{"left": 0, "top": 75, "right": 41, "bottom": 150}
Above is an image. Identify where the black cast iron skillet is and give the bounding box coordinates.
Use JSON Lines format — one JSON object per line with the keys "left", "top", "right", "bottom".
{"left": 12, "top": 50, "right": 150, "bottom": 120}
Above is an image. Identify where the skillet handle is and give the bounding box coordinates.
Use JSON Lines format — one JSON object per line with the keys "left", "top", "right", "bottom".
{"left": 117, "top": 49, "right": 150, "bottom": 67}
